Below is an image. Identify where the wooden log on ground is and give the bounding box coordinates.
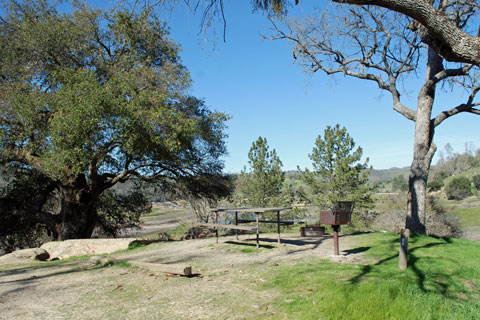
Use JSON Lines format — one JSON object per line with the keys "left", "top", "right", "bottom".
{"left": 129, "top": 261, "right": 192, "bottom": 276}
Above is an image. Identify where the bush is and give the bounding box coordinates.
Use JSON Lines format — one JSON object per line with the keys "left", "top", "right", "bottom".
{"left": 427, "top": 213, "right": 463, "bottom": 238}
{"left": 472, "top": 174, "right": 480, "bottom": 190}
{"left": 427, "top": 179, "right": 444, "bottom": 191}
{"left": 445, "top": 176, "right": 472, "bottom": 200}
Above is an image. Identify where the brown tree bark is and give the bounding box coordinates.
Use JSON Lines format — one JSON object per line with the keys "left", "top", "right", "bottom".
{"left": 54, "top": 176, "right": 100, "bottom": 240}
{"left": 334, "top": 0, "right": 480, "bottom": 66}
{"left": 405, "top": 47, "right": 442, "bottom": 233}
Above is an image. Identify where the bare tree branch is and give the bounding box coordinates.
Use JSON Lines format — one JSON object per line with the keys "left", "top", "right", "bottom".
{"left": 333, "top": 0, "right": 480, "bottom": 65}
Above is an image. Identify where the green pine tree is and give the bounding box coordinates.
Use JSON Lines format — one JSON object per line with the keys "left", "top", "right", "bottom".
{"left": 299, "top": 124, "right": 374, "bottom": 209}
{"left": 240, "top": 137, "right": 285, "bottom": 207}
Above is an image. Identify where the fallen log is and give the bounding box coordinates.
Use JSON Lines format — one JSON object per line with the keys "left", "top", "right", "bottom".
{"left": 129, "top": 261, "right": 192, "bottom": 276}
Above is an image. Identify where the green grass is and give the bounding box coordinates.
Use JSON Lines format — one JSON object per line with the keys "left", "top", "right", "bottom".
{"left": 450, "top": 207, "right": 480, "bottom": 227}
{"left": 142, "top": 208, "right": 180, "bottom": 217}
{"left": 259, "top": 233, "right": 480, "bottom": 319}
{"left": 138, "top": 224, "right": 190, "bottom": 241}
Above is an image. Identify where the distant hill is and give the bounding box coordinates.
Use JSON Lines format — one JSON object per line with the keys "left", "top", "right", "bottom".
{"left": 369, "top": 167, "right": 410, "bottom": 183}
{"left": 285, "top": 168, "right": 410, "bottom": 184}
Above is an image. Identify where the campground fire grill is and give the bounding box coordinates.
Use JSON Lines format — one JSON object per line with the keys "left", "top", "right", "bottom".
{"left": 319, "top": 201, "right": 353, "bottom": 255}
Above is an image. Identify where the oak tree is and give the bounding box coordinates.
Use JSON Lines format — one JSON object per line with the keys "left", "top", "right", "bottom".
{"left": 0, "top": 0, "right": 229, "bottom": 240}
{"left": 269, "top": 3, "right": 480, "bottom": 233}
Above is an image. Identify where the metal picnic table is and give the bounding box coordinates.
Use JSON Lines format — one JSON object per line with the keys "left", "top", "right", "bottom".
{"left": 206, "top": 207, "right": 293, "bottom": 248}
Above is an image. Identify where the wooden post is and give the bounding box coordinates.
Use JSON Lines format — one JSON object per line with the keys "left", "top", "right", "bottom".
{"left": 256, "top": 212, "right": 259, "bottom": 249}
{"left": 332, "top": 225, "right": 340, "bottom": 255}
{"left": 399, "top": 228, "right": 410, "bottom": 270}
{"left": 277, "top": 211, "right": 281, "bottom": 244}
{"left": 235, "top": 211, "right": 238, "bottom": 240}
{"left": 215, "top": 210, "right": 219, "bottom": 244}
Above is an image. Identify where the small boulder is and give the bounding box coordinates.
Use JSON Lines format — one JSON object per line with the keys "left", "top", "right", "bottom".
{"left": 181, "top": 226, "right": 213, "bottom": 240}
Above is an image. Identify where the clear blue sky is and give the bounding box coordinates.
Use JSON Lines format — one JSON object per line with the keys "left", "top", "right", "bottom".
{"left": 106, "top": 1, "right": 480, "bottom": 173}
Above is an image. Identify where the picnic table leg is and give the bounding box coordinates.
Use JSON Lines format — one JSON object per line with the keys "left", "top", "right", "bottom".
{"left": 215, "top": 211, "right": 219, "bottom": 244}
{"left": 256, "top": 213, "right": 259, "bottom": 248}
{"left": 235, "top": 211, "right": 238, "bottom": 240}
{"left": 277, "top": 211, "right": 281, "bottom": 244}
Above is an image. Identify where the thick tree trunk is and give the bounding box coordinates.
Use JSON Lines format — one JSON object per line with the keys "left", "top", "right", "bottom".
{"left": 54, "top": 188, "right": 98, "bottom": 240}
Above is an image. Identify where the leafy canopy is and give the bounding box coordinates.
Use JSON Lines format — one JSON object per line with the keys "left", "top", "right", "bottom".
{"left": 0, "top": 0, "right": 229, "bottom": 242}
{"left": 0, "top": 0, "right": 228, "bottom": 187}
{"left": 299, "top": 124, "right": 373, "bottom": 209}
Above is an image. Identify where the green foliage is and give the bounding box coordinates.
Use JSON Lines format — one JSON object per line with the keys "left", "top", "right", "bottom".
{"left": 299, "top": 124, "right": 374, "bottom": 209}
{"left": 472, "top": 174, "right": 480, "bottom": 190}
{"left": 427, "top": 178, "right": 444, "bottom": 191}
{"left": 95, "top": 188, "right": 151, "bottom": 237}
{"left": 0, "top": 0, "right": 229, "bottom": 240}
{"left": 391, "top": 174, "right": 408, "bottom": 192}
{"left": 0, "top": 166, "right": 55, "bottom": 252}
{"left": 239, "top": 137, "right": 285, "bottom": 207}
{"left": 260, "top": 233, "right": 480, "bottom": 319}
{"left": 445, "top": 176, "right": 472, "bottom": 200}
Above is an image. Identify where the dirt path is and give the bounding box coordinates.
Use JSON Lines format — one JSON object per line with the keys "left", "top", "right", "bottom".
{"left": 0, "top": 233, "right": 369, "bottom": 320}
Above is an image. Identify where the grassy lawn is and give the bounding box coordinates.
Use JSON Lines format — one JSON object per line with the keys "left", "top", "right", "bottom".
{"left": 259, "top": 233, "right": 480, "bottom": 319}
{"left": 142, "top": 208, "right": 180, "bottom": 218}
{"left": 450, "top": 207, "right": 480, "bottom": 227}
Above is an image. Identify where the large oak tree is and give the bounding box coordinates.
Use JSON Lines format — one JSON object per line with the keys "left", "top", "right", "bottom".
{"left": 268, "top": 3, "right": 480, "bottom": 233}
{"left": 0, "top": 0, "right": 229, "bottom": 240}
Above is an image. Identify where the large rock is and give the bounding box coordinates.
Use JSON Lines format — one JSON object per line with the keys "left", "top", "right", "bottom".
{"left": 40, "top": 238, "right": 141, "bottom": 260}
{"left": 0, "top": 248, "right": 50, "bottom": 264}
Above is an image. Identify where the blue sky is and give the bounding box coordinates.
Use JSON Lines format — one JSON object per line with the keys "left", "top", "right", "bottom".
{"left": 97, "top": 1, "right": 480, "bottom": 172}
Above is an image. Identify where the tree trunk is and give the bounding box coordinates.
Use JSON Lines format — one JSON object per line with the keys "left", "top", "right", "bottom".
{"left": 406, "top": 161, "right": 428, "bottom": 233}
{"left": 405, "top": 47, "right": 440, "bottom": 234}
{"left": 55, "top": 188, "right": 98, "bottom": 240}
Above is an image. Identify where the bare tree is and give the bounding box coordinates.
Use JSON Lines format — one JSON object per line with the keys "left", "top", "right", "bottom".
{"left": 155, "top": 1, "right": 480, "bottom": 67}
{"left": 332, "top": 0, "right": 480, "bottom": 66}
{"left": 267, "top": 3, "right": 480, "bottom": 233}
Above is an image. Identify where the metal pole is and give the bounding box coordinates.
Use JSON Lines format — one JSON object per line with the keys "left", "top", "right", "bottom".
{"left": 333, "top": 225, "right": 340, "bottom": 255}
{"left": 277, "top": 211, "right": 281, "bottom": 244}
{"left": 215, "top": 210, "right": 219, "bottom": 244}
{"left": 256, "top": 212, "right": 259, "bottom": 249}
{"left": 235, "top": 211, "right": 238, "bottom": 240}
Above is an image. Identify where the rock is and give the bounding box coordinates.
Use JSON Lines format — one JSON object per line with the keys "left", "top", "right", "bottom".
{"left": 0, "top": 248, "right": 50, "bottom": 264}
{"left": 181, "top": 226, "right": 213, "bottom": 240}
{"left": 40, "top": 238, "right": 140, "bottom": 260}
{"left": 155, "top": 232, "right": 173, "bottom": 241}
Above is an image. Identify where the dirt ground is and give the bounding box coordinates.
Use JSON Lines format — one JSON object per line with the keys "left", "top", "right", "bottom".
{"left": 0, "top": 233, "right": 369, "bottom": 320}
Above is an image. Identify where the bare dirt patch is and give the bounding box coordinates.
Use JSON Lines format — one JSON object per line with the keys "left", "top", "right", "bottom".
{"left": 0, "top": 233, "right": 369, "bottom": 320}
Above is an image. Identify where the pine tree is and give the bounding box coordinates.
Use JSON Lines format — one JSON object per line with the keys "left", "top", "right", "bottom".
{"left": 241, "top": 137, "right": 285, "bottom": 207}
{"left": 299, "top": 124, "right": 373, "bottom": 209}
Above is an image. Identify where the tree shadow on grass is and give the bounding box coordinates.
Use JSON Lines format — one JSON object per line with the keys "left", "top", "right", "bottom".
{"left": 343, "top": 246, "right": 370, "bottom": 255}
{"left": 348, "top": 235, "right": 458, "bottom": 297}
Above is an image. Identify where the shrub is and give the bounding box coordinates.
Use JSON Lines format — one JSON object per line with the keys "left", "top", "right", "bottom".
{"left": 427, "top": 179, "right": 444, "bottom": 191}
{"left": 472, "top": 174, "right": 480, "bottom": 190}
{"left": 445, "top": 176, "right": 472, "bottom": 200}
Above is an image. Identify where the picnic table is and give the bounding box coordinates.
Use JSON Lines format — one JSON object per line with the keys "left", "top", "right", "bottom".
{"left": 201, "top": 207, "right": 293, "bottom": 248}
